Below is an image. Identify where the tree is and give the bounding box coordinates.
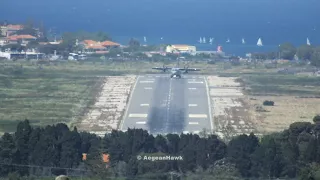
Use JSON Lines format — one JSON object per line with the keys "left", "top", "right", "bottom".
{"left": 311, "top": 47, "right": 320, "bottom": 67}
{"left": 0, "top": 133, "right": 17, "bottom": 176}
{"left": 313, "top": 115, "right": 320, "bottom": 124}
{"left": 279, "top": 43, "right": 297, "bottom": 60}
{"left": 297, "top": 45, "right": 314, "bottom": 60}
{"left": 129, "top": 38, "right": 140, "bottom": 47}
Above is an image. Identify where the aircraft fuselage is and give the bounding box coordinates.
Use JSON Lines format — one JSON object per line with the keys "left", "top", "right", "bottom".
{"left": 170, "top": 68, "right": 182, "bottom": 78}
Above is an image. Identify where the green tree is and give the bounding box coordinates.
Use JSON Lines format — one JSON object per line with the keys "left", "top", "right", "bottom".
{"left": 279, "top": 43, "right": 297, "bottom": 60}
{"left": 297, "top": 45, "right": 314, "bottom": 60}
{"left": 311, "top": 47, "right": 320, "bottom": 67}
{"left": 0, "top": 133, "right": 17, "bottom": 176}
{"left": 14, "top": 120, "right": 32, "bottom": 176}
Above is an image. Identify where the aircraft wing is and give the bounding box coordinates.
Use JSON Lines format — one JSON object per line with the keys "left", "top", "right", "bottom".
{"left": 152, "top": 67, "right": 172, "bottom": 71}
{"left": 178, "top": 68, "right": 201, "bottom": 72}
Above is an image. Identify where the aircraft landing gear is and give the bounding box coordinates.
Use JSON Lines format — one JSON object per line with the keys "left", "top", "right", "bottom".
{"left": 170, "top": 74, "right": 174, "bottom": 78}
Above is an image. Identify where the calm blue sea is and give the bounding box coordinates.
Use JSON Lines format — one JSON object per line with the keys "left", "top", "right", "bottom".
{"left": 1, "top": 0, "right": 319, "bottom": 55}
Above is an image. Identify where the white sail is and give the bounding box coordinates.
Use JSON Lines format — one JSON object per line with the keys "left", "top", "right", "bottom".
{"left": 209, "top": 38, "right": 213, "bottom": 44}
{"left": 199, "top": 37, "right": 203, "bottom": 43}
{"left": 242, "top": 38, "right": 245, "bottom": 44}
{"left": 257, "top": 38, "right": 263, "bottom": 46}
{"left": 226, "top": 38, "right": 230, "bottom": 43}
{"left": 203, "top": 37, "right": 206, "bottom": 43}
{"left": 307, "top": 38, "right": 311, "bottom": 45}
{"left": 144, "top": 36, "right": 147, "bottom": 43}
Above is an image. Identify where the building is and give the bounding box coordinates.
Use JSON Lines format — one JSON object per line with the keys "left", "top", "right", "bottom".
{"left": 6, "top": 35, "right": 37, "bottom": 46}
{"left": 165, "top": 44, "right": 196, "bottom": 55}
{"left": 81, "top": 40, "right": 120, "bottom": 54}
{"left": 0, "top": 24, "right": 24, "bottom": 37}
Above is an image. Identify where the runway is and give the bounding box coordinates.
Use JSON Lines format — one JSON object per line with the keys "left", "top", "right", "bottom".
{"left": 120, "top": 74, "right": 213, "bottom": 135}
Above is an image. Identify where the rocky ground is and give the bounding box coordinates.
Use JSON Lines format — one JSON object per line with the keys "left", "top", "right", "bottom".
{"left": 77, "top": 76, "right": 136, "bottom": 136}
{"left": 206, "top": 76, "right": 258, "bottom": 139}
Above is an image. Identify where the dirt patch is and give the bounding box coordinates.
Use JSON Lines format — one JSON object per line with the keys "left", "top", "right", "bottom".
{"left": 76, "top": 75, "right": 136, "bottom": 136}
{"left": 248, "top": 96, "right": 319, "bottom": 133}
{"left": 206, "top": 76, "right": 256, "bottom": 140}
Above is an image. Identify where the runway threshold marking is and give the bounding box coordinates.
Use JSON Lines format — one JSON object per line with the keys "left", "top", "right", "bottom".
{"left": 140, "top": 81, "right": 154, "bottom": 83}
{"left": 189, "top": 122, "right": 199, "bottom": 125}
{"left": 188, "top": 104, "right": 198, "bottom": 107}
{"left": 189, "top": 114, "right": 208, "bottom": 118}
{"left": 188, "top": 81, "right": 204, "bottom": 84}
{"left": 136, "top": 121, "right": 147, "bottom": 124}
{"left": 129, "top": 114, "right": 148, "bottom": 118}
{"left": 140, "top": 104, "right": 149, "bottom": 106}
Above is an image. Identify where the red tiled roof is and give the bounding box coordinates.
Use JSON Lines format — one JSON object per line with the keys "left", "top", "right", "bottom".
{"left": 83, "top": 40, "right": 98, "bottom": 45}
{"left": 8, "top": 35, "right": 36, "bottom": 40}
{"left": 7, "top": 24, "right": 24, "bottom": 30}
{"left": 85, "top": 44, "right": 106, "bottom": 49}
{"left": 101, "top": 41, "right": 120, "bottom": 46}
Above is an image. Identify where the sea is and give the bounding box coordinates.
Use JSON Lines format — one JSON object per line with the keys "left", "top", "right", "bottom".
{"left": 1, "top": 0, "right": 319, "bottom": 56}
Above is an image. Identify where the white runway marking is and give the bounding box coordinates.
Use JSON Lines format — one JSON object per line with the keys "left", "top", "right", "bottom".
{"left": 144, "top": 87, "right": 153, "bottom": 90}
{"left": 136, "top": 121, "right": 146, "bottom": 124}
{"left": 188, "top": 81, "right": 204, "bottom": 84}
{"left": 188, "top": 104, "right": 198, "bottom": 107}
{"left": 129, "top": 114, "right": 148, "bottom": 118}
{"left": 140, "top": 104, "right": 149, "bottom": 106}
{"left": 140, "top": 81, "right": 154, "bottom": 83}
{"left": 120, "top": 76, "right": 140, "bottom": 130}
{"left": 188, "top": 88, "right": 197, "bottom": 90}
{"left": 189, "top": 114, "right": 208, "bottom": 118}
{"left": 156, "top": 76, "right": 160, "bottom": 77}
{"left": 189, "top": 122, "right": 199, "bottom": 125}
{"left": 146, "top": 78, "right": 155, "bottom": 81}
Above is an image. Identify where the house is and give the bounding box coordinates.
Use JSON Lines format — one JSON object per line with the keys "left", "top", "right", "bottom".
{"left": 0, "top": 24, "right": 24, "bottom": 37}
{"left": 166, "top": 44, "right": 196, "bottom": 55}
{"left": 81, "top": 40, "right": 120, "bottom": 54}
{"left": 7, "top": 35, "right": 37, "bottom": 46}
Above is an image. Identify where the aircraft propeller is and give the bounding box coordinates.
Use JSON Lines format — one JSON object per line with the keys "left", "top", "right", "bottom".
{"left": 184, "top": 65, "right": 189, "bottom": 73}
{"left": 162, "top": 64, "right": 168, "bottom": 72}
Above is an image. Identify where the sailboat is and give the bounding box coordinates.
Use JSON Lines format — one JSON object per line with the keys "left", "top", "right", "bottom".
{"left": 199, "top": 37, "right": 203, "bottom": 43}
{"left": 257, "top": 38, "right": 263, "bottom": 46}
{"left": 242, "top": 38, "right": 245, "bottom": 44}
{"left": 144, "top": 36, "right": 147, "bottom": 43}
{"left": 226, "top": 38, "right": 230, "bottom": 43}
{"left": 203, "top": 37, "right": 206, "bottom": 44}
{"left": 209, "top": 38, "right": 213, "bottom": 44}
{"left": 307, "top": 38, "right": 311, "bottom": 45}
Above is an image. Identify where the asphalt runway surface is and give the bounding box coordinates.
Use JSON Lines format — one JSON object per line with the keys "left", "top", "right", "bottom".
{"left": 121, "top": 74, "right": 213, "bottom": 135}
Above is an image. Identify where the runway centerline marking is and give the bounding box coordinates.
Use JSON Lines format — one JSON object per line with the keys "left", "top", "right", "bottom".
{"left": 188, "top": 104, "right": 198, "bottom": 107}
{"left": 129, "top": 114, "right": 148, "bottom": 118}
{"left": 188, "top": 88, "right": 197, "bottom": 90}
{"left": 136, "top": 121, "right": 146, "bottom": 124}
{"left": 140, "top": 104, "right": 149, "bottom": 106}
{"left": 189, "top": 114, "right": 208, "bottom": 118}
{"left": 189, "top": 122, "right": 199, "bottom": 125}
{"left": 144, "top": 87, "right": 153, "bottom": 90}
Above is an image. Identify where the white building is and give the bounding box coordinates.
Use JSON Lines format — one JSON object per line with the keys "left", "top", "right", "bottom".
{"left": 166, "top": 44, "right": 196, "bottom": 55}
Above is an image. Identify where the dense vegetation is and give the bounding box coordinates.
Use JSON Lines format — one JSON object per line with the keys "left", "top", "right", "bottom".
{"left": 250, "top": 43, "right": 320, "bottom": 67}
{"left": 1, "top": 118, "right": 320, "bottom": 180}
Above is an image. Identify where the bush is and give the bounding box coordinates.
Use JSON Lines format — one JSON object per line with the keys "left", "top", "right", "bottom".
{"left": 263, "top": 100, "right": 274, "bottom": 106}
{"left": 313, "top": 115, "right": 320, "bottom": 123}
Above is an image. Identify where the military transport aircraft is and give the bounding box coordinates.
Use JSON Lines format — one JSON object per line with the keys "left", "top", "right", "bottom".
{"left": 152, "top": 65, "right": 200, "bottom": 78}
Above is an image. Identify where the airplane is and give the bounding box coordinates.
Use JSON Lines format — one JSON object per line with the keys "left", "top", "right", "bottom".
{"left": 152, "top": 64, "right": 200, "bottom": 78}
